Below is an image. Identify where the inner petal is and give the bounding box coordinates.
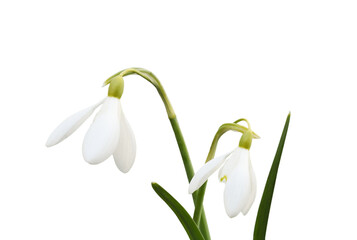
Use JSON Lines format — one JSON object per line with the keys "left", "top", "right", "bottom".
{"left": 218, "top": 147, "right": 241, "bottom": 181}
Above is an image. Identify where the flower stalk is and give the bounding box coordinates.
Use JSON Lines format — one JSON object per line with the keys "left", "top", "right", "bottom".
{"left": 170, "top": 117, "right": 211, "bottom": 239}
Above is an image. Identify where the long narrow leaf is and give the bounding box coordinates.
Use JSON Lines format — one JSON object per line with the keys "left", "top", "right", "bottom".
{"left": 151, "top": 182, "right": 205, "bottom": 240}
{"left": 254, "top": 113, "right": 291, "bottom": 240}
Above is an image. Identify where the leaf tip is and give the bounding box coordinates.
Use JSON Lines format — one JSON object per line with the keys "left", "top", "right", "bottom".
{"left": 286, "top": 112, "right": 291, "bottom": 123}
{"left": 151, "top": 182, "right": 159, "bottom": 189}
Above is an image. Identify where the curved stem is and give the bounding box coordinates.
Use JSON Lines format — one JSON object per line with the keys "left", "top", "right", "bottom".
{"left": 120, "top": 68, "right": 176, "bottom": 119}
{"left": 109, "top": 68, "right": 211, "bottom": 239}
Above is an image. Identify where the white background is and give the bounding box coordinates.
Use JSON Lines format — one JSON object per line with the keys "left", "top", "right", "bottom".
{"left": 1, "top": 0, "right": 356, "bottom": 239}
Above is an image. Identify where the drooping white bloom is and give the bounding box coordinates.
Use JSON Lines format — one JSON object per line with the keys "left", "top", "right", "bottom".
{"left": 188, "top": 147, "right": 256, "bottom": 218}
{"left": 46, "top": 96, "right": 136, "bottom": 173}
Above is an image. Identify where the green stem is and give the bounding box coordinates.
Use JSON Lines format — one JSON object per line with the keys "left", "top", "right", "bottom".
{"left": 191, "top": 125, "right": 223, "bottom": 225}
{"left": 193, "top": 181, "right": 207, "bottom": 226}
{"left": 170, "top": 117, "right": 211, "bottom": 240}
{"left": 169, "top": 117, "right": 194, "bottom": 179}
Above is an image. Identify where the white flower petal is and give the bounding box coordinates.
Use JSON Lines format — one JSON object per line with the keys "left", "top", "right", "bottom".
{"left": 223, "top": 148, "right": 251, "bottom": 218}
{"left": 241, "top": 155, "right": 257, "bottom": 215}
{"left": 218, "top": 147, "right": 241, "bottom": 181}
{"left": 46, "top": 99, "right": 104, "bottom": 147}
{"left": 113, "top": 106, "right": 136, "bottom": 173}
{"left": 82, "top": 97, "right": 120, "bottom": 164}
{"left": 188, "top": 152, "right": 230, "bottom": 194}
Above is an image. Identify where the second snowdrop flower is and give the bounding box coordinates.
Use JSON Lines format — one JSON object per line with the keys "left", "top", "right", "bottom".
{"left": 189, "top": 121, "right": 258, "bottom": 218}
{"left": 46, "top": 76, "right": 136, "bottom": 173}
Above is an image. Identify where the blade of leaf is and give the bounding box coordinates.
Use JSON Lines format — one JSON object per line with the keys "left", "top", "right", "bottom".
{"left": 253, "top": 113, "right": 290, "bottom": 240}
{"left": 151, "top": 182, "right": 205, "bottom": 240}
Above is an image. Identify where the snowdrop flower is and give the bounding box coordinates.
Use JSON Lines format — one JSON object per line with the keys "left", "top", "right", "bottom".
{"left": 46, "top": 76, "right": 136, "bottom": 173}
{"left": 189, "top": 129, "right": 256, "bottom": 218}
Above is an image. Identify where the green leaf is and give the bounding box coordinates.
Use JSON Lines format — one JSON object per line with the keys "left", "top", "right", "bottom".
{"left": 254, "top": 113, "right": 291, "bottom": 240}
{"left": 151, "top": 182, "right": 205, "bottom": 240}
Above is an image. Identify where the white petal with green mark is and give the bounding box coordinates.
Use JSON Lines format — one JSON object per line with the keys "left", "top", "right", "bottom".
{"left": 224, "top": 149, "right": 251, "bottom": 218}
{"left": 218, "top": 147, "right": 241, "bottom": 181}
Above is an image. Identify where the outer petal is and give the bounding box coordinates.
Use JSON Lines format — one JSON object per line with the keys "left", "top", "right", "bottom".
{"left": 113, "top": 106, "right": 136, "bottom": 173}
{"left": 188, "top": 152, "right": 231, "bottom": 194}
{"left": 46, "top": 99, "right": 104, "bottom": 147}
{"left": 82, "top": 97, "right": 120, "bottom": 164}
{"left": 223, "top": 148, "right": 251, "bottom": 218}
{"left": 241, "top": 155, "right": 256, "bottom": 215}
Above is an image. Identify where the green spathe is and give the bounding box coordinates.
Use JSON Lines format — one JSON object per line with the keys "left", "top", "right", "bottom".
{"left": 108, "top": 76, "right": 124, "bottom": 99}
